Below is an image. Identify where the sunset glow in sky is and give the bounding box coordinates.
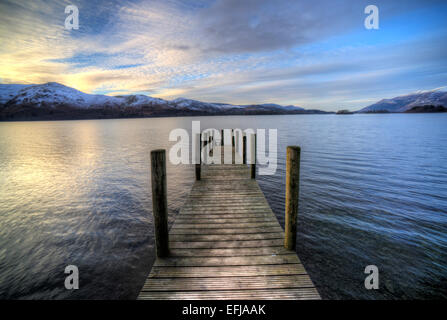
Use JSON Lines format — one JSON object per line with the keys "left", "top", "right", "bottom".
{"left": 1, "top": 0, "right": 446, "bottom": 110}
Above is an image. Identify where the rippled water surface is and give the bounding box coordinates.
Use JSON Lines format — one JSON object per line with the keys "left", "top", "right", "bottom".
{"left": 0, "top": 114, "right": 446, "bottom": 299}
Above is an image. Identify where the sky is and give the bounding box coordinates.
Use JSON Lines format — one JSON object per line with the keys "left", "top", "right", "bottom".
{"left": 0, "top": 0, "right": 446, "bottom": 111}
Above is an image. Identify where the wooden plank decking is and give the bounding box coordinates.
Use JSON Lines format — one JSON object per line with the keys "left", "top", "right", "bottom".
{"left": 138, "top": 148, "right": 320, "bottom": 300}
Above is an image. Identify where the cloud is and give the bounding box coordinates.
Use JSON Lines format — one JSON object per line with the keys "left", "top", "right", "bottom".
{"left": 1, "top": 0, "right": 446, "bottom": 110}
{"left": 151, "top": 32, "right": 447, "bottom": 109}
{"left": 195, "top": 0, "right": 359, "bottom": 53}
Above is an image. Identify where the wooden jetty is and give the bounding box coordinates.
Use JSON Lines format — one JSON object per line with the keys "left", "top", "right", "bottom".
{"left": 138, "top": 133, "right": 320, "bottom": 300}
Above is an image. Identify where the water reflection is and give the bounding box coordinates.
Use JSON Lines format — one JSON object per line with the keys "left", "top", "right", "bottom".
{"left": 0, "top": 114, "right": 446, "bottom": 299}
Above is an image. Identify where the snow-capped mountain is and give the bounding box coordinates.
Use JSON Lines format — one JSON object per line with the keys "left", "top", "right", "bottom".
{"left": 358, "top": 89, "right": 447, "bottom": 113}
{"left": 5, "top": 82, "right": 166, "bottom": 109}
{"left": 260, "top": 103, "right": 305, "bottom": 111}
{"left": 0, "top": 84, "right": 32, "bottom": 104}
{"left": 169, "top": 97, "right": 244, "bottom": 111}
{"left": 0, "top": 82, "right": 315, "bottom": 120}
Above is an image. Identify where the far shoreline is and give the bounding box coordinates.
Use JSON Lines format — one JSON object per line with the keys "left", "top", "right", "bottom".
{"left": 1, "top": 110, "right": 447, "bottom": 123}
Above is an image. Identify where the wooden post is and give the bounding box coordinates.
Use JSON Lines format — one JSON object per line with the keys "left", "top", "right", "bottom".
{"left": 195, "top": 133, "right": 201, "bottom": 180}
{"left": 209, "top": 131, "right": 213, "bottom": 157}
{"left": 221, "top": 129, "right": 224, "bottom": 146}
{"left": 284, "top": 146, "right": 301, "bottom": 251}
{"left": 232, "top": 129, "right": 235, "bottom": 164}
{"left": 250, "top": 133, "right": 256, "bottom": 179}
{"left": 203, "top": 132, "right": 208, "bottom": 164}
{"left": 243, "top": 135, "right": 247, "bottom": 164}
{"left": 150, "top": 149, "right": 169, "bottom": 257}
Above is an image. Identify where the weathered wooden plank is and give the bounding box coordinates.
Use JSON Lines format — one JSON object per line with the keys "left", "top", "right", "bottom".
{"left": 174, "top": 217, "right": 278, "bottom": 224}
{"left": 177, "top": 212, "right": 274, "bottom": 217}
{"left": 191, "top": 186, "right": 260, "bottom": 190}
{"left": 177, "top": 214, "right": 275, "bottom": 220}
{"left": 148, "top": 264, "right": 306, "bottom": 277}
{"left": 154, "top": 254, "right": 300, "bottom": 267}
{"left": 189, "top": 192, "right": 261, "bottom": 196}
{"left": 182, "top": 204, "right": 270, "bottom": 210}
{"left": 169, "top": 239, "right": 284, "bottom": 249}
{"left": 170, "top": 232, "right": 284, "bottom": 242}
{"left": 138, "top": 288, "right": 320, "bottom": 300}
{"left": 170, "top": 226, "right": 283, "bottom": 235}
{"left": 192, "top": 182, "right": 257, "bottom": 186}
{"left": 180, "top": 210, "right": 271, "bottom": 215}
{"left": 203, "top": 165, "right": 247, "bottom": 169}
{"left": 142, "top": 275, "right": 314, "bottom": 291}
{"left": 200, "top": 172, "right": 249, "bottom": 176}
{"left": 183, "top": 200, "right": 268, "bottom": 205}
{"left": 170, "top": 246, "right": 290, "bottom": 257}
{"left": 199, "top": 176, "right": 250, "bottom": 180}
{"left": 172, "top": 222, "right": 279, "bottom": 229}
{"left": 186, "top": 194, "right": 266, "bottom": 198}
{"left": 183, "top": 203, "right": 271, "bottom": 208}
{"left": 189, "top": 189, "right": 261, "bottom": 193}
{"left": 179, "top": 209, "right": 274, "bottom": 215}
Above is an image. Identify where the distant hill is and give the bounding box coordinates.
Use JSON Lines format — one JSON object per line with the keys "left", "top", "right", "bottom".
{"left": 0, "top": 82, "right": 329, "bottom": 121}
{"left": 336, "top": 109, "right": 354, "bottom": 115}
{"left": 404, "top": 105, "right": 446, "bottom": 113}
{"left": 358, "top": 89, "right": 447, "bottom": 113}
{"left": 0, "top": 84, "right": 32, "bottom": 105}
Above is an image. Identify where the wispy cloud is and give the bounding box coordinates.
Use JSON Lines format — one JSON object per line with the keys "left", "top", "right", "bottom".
{"left": 1, "top": 0, "right": 446, "bottom": 110}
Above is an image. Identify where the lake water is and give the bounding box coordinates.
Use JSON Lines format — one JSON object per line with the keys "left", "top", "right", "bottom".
{"left": 0, "top": 114, "right": 446, "bottom": 299}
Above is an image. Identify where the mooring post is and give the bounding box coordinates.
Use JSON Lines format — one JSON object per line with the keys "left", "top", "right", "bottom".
{"left": 150, "top": 149, "right": 169, "bottom": 257}
{"left": 210, "top": 131, "right": 213, "bottom": 157}
{"left": 203, "top": 132, "right": 208, "bottom": 164}
{"left": 284, "top": 146, "right": 301, "bottom": 251}
{"left": 195, "top": 133, "right": 201, "bottom": 180}
{"left": 243, "top": 134, "right": 247, "bottom": 164}
{"left": 200, "top": 133, "right": 203, "bottom": 156}
{"left": 250, "top": 133, "right": 256, "bottom": 179}
{"left": 232, "top": 129, "right": 235, "bottom": 164}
